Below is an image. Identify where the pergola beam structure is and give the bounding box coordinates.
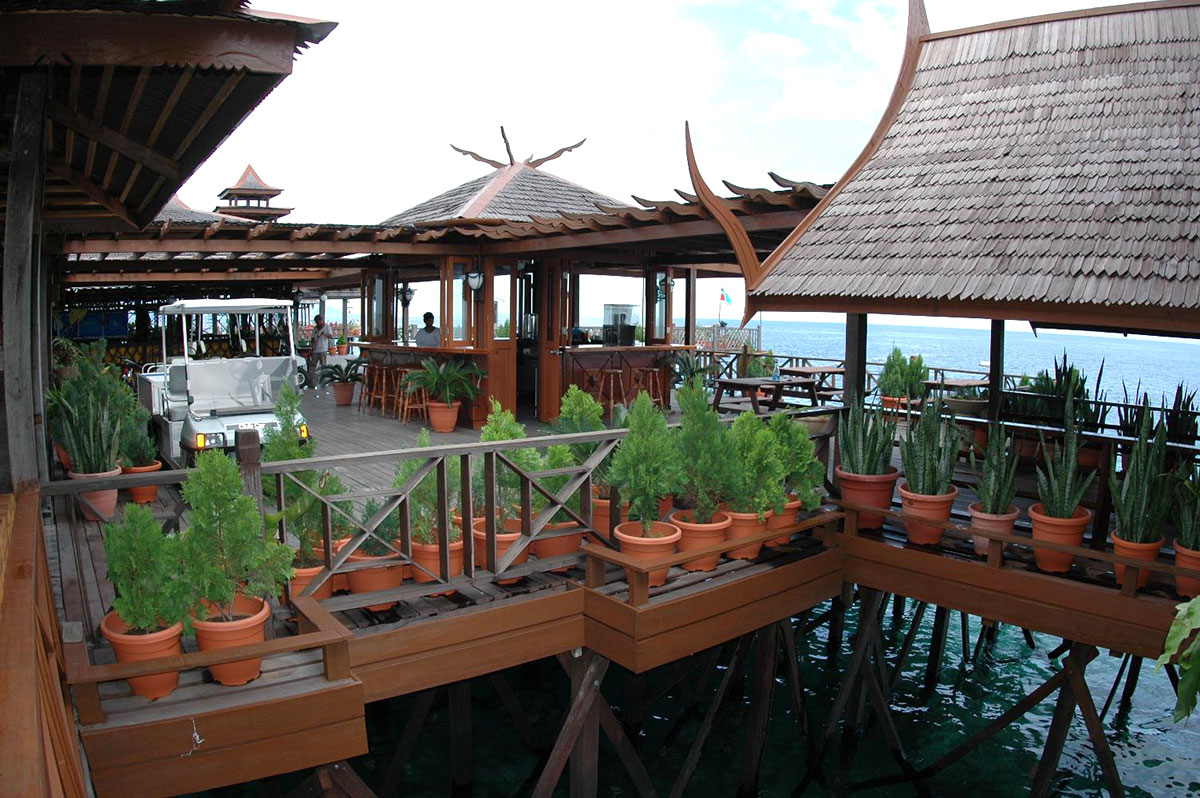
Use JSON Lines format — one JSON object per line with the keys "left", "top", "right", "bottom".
{"left": 45, "top": 153, "right": 138, "bottom": 230}
{"left": 61, "top": 270, "right": 331, "bottom": 284}
{"left": 46, "top": 101, "right": 179, "bottom": 180}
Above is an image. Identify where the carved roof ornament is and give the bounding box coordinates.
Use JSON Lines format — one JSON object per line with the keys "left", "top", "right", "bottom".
{"left": 450, "top": 126, "right": 588, "bottom": 170}
{"left": 684, "top": 121, "right": 761, "bottom": 292}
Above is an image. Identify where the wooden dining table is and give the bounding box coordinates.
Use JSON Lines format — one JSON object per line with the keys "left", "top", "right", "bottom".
{"left": 780, "top": 365, "right": 844, "bottom": 398}
{"left": 711, "top": 375, "right": 818, "bottom": 414}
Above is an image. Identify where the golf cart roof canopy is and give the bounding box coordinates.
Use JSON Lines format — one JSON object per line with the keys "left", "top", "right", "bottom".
{"left": 159, "top": 298, "right": 294, "bottom": 315}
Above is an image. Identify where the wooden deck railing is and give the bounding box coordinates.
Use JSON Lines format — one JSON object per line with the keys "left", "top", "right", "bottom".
{"left": 0, "top": 489, "right": 88, "bottom": 796}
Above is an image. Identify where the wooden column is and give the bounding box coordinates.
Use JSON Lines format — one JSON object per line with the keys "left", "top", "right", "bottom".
{"left": 845, "top": 313, "right": 868, "bottom": 400}
{"left": 685, "top": 268, "right": 697, "bottom": 345}
{"left": 988, "top": 320, "right": 1005, "bottom": 421}
{"left": 4, "top": 72, "right": 47, "bottom": 491}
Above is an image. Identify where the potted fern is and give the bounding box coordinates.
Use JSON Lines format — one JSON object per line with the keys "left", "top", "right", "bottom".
{"left": 317, "top": 357, "right": 364, "bottom": 406}
{"left": 722, "top": 412, "right": 786, "bottom": 560}
{"left": 898, "top": 399, "right": 960, "bottom": 546}
{"left": 100, "top": 504, "right": 190, "bottom": 699}
{"left": 968, "top": 423, "right": 1020, "bottom": 557}
{"left": 765, "top": 412, "right": 824, "bottom": 546}
{"left": 836, "top": 398, "right": 899, "bottom": 529}
{"left": 182, "top": 451, "right": 294, "bottom": 686}
{"left": 1109, "top": 407, "right": 1170, "bottom": 588}
{"left": 404, "top": 357, "right": 485, "bottom": 433}
{"left": 669, "top": 377, "right": 733, "bottom": 571}
{"left": 1175, "top": 463, "right": 1200, "bottom": 598}
{"left": 1028, "top": 394, "right": 1095, "bottom": 573}
{"left": 607, "top": 392, "right": 683, "bottom": 587}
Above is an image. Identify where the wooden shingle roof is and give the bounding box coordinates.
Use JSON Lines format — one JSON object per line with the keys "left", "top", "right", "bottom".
{"left": 751, "top": 0, "right": 1200, "bottom": 333}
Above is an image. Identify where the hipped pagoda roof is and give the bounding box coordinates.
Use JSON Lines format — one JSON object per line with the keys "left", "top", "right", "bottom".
{"left": 218, "top": 164, "right": 282, "bottom": 198}
{"left": 750, "top": 0, "right": 1200, "bottom": 334}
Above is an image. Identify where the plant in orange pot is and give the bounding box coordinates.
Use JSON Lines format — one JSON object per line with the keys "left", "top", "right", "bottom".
{"left": 766, "top": 412, "right": 824, "bottom": 546}
{"left": 967, "top": 423, "right": 1020, "bottom": 558}
{"left": 552, "top": 386, "right": 625, "bottom": 539}
{"left": 398, "top": 429, "right": 464, "bottom": 596}
{"left": 669, "top": 377, "right": 732, "bottom": 571}
{"left": 1108, "top": 407, "right": 1170, "bottom": 590}
{"left": 529, "top": 444, "right": 586, "bottom": 571}
{"left": 1029, "top": 391, "right": 1095, "bottom": 573}
{"left": 897, "top": 398, "right": 960, "bottom": 546}
{"left": 403, "top": 357, "right": 485, "bottom": 434}
{"left": 721, "top": 412, "right": 785, "bottom": 560}
{"left": 100, "top": 504, "right": 190, "bottom": 699}
{"left": 835, "top": 398, "right": 899, "bottom": 529}
{"left": 182, "top": 451, "right": 294, "bottom": 686}
{"left": 317, "top": 358, "right": 365, "bottom": 407}
{"left": 608, "top": 392, "right": 683, "bottom": 587}
{"left": 475, "top": 400, "right": 541, "bottom": 583}
{"left": 119, "top": 423, "right": 162, "bottom": 505}
{"left": 1175, "top": 464, "right": 1200, "bottom": 599}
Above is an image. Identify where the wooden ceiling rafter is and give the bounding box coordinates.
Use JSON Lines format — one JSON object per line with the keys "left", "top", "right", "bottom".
{"left": 45, "top": 154, "right": 138, "bottom": 230}
{"left": 47, "top": 102, "right": 180, "bottom": 181}
{"left": 119, "top": 66, "right": 195, "bottom": 204}
{"left": 84, "top": 66, "right": 115, "bottom": 177}
{"left": 101, "top": 66, "right": 151, "bottom": 193}
{"left": 65, "top": 65, "right": 81, "bottom": 165}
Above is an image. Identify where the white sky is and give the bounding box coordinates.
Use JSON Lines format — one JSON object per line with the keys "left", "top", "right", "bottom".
{"left": 182, "top": 0, "right": 1101, "bottom": 329}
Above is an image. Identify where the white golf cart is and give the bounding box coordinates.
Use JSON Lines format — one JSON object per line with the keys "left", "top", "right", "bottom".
{"left": 137, "top": 298, "right": 309, "bottom": 467}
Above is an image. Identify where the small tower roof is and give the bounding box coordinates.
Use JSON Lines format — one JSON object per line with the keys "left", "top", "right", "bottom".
{"left": 218, "top": 164, "right": 282, "bottom": 199}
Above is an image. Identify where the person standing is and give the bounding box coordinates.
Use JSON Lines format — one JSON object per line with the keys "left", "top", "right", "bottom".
{"left": 310, "top": 314, "right": 335, "bottom": 388}
{"left": 414, "top": 312, "right": 441, "bottom": 347}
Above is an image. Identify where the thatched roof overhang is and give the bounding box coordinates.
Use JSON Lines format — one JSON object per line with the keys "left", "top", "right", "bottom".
{"left": 0, "top": 1, "right": 334, "bottom": 232}
{"left": 749, "top": 0, "right": 1200, "bottom": 335}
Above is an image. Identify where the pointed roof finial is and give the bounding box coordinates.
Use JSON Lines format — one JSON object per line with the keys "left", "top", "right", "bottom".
{"left": 448, "top": 129, "right": 588, "bottom": 171}
{"left": 500, "top": 126, "right": 515, "bottom": 166}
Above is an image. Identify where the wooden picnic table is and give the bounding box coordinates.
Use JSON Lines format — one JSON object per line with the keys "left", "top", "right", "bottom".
{"left": 924, "top": 377, "right": 989, "bottom": 391}
{"left": 780, "top": 365, "right": 844, "bottom": 396}
{"left": 711, "top": 375, "right": 817, "bottom": 414}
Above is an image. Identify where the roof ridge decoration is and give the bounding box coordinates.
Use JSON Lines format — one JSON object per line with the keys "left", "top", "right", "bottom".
{"left": 684, "top": 122, "right": 762, "bottom": 292}
{"left": 450, "top": 126, "right": 588, "bottom": 170}
{"left": 749, "top": 0, "right": 929, "bottom": 298}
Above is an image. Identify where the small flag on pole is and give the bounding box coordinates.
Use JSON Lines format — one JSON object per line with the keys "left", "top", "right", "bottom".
{"left": 720, "top": 288, "right": 732, "bottom": 304}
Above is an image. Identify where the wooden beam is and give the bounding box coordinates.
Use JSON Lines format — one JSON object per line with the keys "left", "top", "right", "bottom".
{"left": 46, "top": 102, "right": 179, "bottom": 180}
{"left": 61, "top": 270, "right": 330, "bottom": 284}
{"left": 119, "top": 67, "right": 193, "bottom": 204}
{"left": 4, "top": 73, "right": 47, "bottom": 490}
{"left": 101, "top": 66, "right": 150, "bottom": 192}
{"left": 83, "top": 65, "right": 114, "bottom": 177}
{"left": 845, "top": 313, "right": 867, "bottom": 400}
{"left": 62, "top": 238, "right": 477, "bottom": 256}
{"left": 988, "top": 320, "right": 1005, "bottom": 421}
{"left": 45, "top": 154, "right": 138, "bottom": 230}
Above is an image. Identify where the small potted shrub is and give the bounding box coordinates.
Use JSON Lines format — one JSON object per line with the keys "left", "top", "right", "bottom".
{"left": 669, "top": 377, "right": 733, "bottom": 571}
{"left": 898, "top": 399, "right": 960, "bottom": 546}
{"left": 398, "top": 429, "right": 463, "bottom": 597}
{"left": 765, "top": 412, "right": 824, "bottom": 546}
{"left": 529, "top": 444, "right": 587, "bottom": 570}
{"left": 1174, "top": 464, "right": 1200, "bottom": 598}
{"left": 182, "top": 451, "right": 294, "bottom": 686}
{"left": 968, "top": 423, "right": 1020, "bottom": 557}
{"left": 1028, "top": 396, "right": 1095, "bottom": 573}
{"left": 877, "top": 347, "right": 926, "bottom": 415}
{"left": 554, "top": 385, "right": 625, "bottom": 538}
{"left": 404, "top": 357, "right": 485, "bottom": 433}
{"left": 722, "top": 412, "right": 786, "bottom": 560}
{"left": 836, "top": 399, "right": 899, "bottom": 529}
{"left": 474, "top": 400, "right": 540, "bottom": 583}
{"left": 119, "top": 413, "right": 162, "bottom": 504}
{"left": 607, "top": 392, "right": 683, "bottom": 587}
{"left": 336, "top": 335, "right": 348, "bottom": 356}
{"left": 317, "top": 358, "right": 364, "bottom": 406}
{"left": 1109, "top": 408, "right": 1170, "bottom": 589}
{"left": 348, "top": 499, "right": 405, "bottom": 609}
{"left": 100, "top": 504, "right": 190, "bottom": 699}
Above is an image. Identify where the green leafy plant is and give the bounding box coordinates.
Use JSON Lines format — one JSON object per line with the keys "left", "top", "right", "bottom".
{"left": 724, "top": 412, "right": 786, "bottom": 521}
{"left": 839, "top": 398, "right": 897, "bottom": 476}
{"left": 607, "top": 392, "right": 682, "bottom": 535}
{"left": 1164, "top": 382, "right": 1199, "bottom": 446}
{"left": 676, "top": 377, "right": 732, "bottom": 524}
{"left": 1108, "top": 406, "right": 1170, "bottom": 544}
{"left": 769, "top": 413, "right": 823, "bottom": 510}
{"left": 52, "top": 336, "right": 83, "bottom": 370}
{"left": 393, "top": 427, "right": 460, "bottom": 546}
{"left": 899, "top": 399, "right": 959, "bottom": 496}
{"left": 404, "top": 357, "right": 485, "bottom": 406}
{"left": 739, "top": 347, "right": 777, "bottom": 379}
{"left": 1035, "top": 392, "right": 1096, "bottom": 519}
{"left": 103, "top": 504, "right": 190, "bottom": 633}
{"left": 479, "top": 398, "right": 542, "bottom": 523}
{"left": 970, "top": 423, "right": 1019, "bottom": 514}
{"left": 1117, "top": 381, "right": 1150, "bottom": 438}
{"left": 317, "top": 358, "right": 365, "bottom": 385}
{"left": 181, "top": 451, "right": 294, "bottom": 621}
{"left": 877, "top": 347, "right": 926, "bottom": 400}
{"left": 552, "top": 385, "right": 612, "bottom": 495}
{"left": 359, "top": 498, "right": 403, "bottom": 554}
{"left": 1155, "top": 597, "right": 1200, "bottom": 721}
{"left": 120, "top": 422, "right": 159, "bottom": 468}
{"left": 1177, "top": 462, "right": 1200, "bottom": 552}
{"left": 46, "top": 340, "right": 144, "bottom": 473}
{"left": 660, "top": 351, "right": 715, "bottom": 387}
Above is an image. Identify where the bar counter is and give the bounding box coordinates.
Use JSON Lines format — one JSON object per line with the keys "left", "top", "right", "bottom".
{"left": 561, "top": 344, "right": 693, "bottom": 406}
{"left": 356, "top": 343, "right": 493, "bottom": 428}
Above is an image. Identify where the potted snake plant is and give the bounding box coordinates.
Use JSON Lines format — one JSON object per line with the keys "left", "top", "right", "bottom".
{"left": 669, "top": 377, "right": 733, "bottom": 571}
{"left": 898, "top": 398, "right": 960, "bottom": 546}
{"left": 1029, "top": 394, "right": 1095, "bottom": 573}
{"left": 836, "top": 398, "right": 899, "bottom": 529}
{"left": 1109, "top": 406, "right": 1170, "bottom": 589}
{"left": 403, "top": 357, "right": 485, "bottom": 433}
{"left": 1175, "top": 464, "right": 1200, "bottom": 598}
{"left": 968, "top": 423, "right": 1020, "bottom": 557}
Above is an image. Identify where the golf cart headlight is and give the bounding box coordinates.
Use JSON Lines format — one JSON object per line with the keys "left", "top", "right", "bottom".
{"left": 195, "top": 432, "right": 226, "bottom": 449}
{"left": 299, "top": 423, "right": 310, "bottom": 439}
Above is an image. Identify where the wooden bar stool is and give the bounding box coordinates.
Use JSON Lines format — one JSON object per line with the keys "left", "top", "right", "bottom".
{"left": 389, "top": 367, "right": 413, "bottom": 418}
{"left": 633, "top": 366, "right": 665, "bottom": 407}
{"left": 401, "top": 382, "right": 429, "bottom": 425}
{"left": 597, "top": 368, "right": 627, "bottom": 416}
{"left": 359, "top": 363, "right": 387, "bottom": 414}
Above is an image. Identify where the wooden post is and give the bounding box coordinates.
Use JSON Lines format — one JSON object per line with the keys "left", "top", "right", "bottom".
{"left": 923, "top": 605, "right": 950, "bottom": 698}
{"left": 569, "top": 652, "right": 600, "bottom": 798}
{"left": 844, "top": 313, "right": 868, "bottom": 400}
{"left": 235, "top": 429, "right": 264, "bottom": 522}
{"left": 449, "top": 680, "right": 473, "bottom": 795}
{"left": 685, "top": 268, "right": 697, "bottom": 346}
{"left": 988, "top": 320, "right": 1005, "bottom": 421}
{"left": 738, "top": 625, "right": 779, "bottom": 797}
{"left": 4, "top": 72, "right": 47, "bottom": 491}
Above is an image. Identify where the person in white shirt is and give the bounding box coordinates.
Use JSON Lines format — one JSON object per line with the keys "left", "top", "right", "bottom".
{"left": 414, "top": 312, "right": 440, "bottom": 347}
{"left": 312, "top": 314, "right": 335, "bottom": 364}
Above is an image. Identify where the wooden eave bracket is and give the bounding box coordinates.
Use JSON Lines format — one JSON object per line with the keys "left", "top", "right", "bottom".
{"left": 45, "top": 153, "right": 139, "bottom": 230}
{"left": 684, "top": 121, "right": 762, "bottom": 286}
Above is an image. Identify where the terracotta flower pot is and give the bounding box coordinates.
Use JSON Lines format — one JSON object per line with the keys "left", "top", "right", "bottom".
{"left": 766, "top": 494, "right": 804, "bottom": 546}
{"left": 1028, "top": 503, "right": 1093, "bottom": 573}
{"left": 530, "top": 521, "right": 584, "bottom": 572}
{"left": 122, "top": 460, "right": 162, "bottom": 504}
{"left": 288, "top": 563, "right": 333, "bottom": 603}
{"left": 725, "top": 508, "right": 773, "bottom": 560}
{"left": 1175, "top": 542, "right": 1200, "bottom": 598}
{"left": 332, "top": 537, "right": 351, "bottom": 592}
{"left": 898, "top": 483, "right": 958, "bottom": 546}
{"left": 614, "top": 521, "right": 681, "bottom": 587}
{"left": 331, "top": 381, "right": 355, "bottom": 406}
{"left": 473, "top": 518, "right": 530, "bottom": 585}
{"left": 968, "top": 502, "right": 1018, "bottom": 558}
{"left": 54, "top": 442, "right": 72, "bottom": 471}
{"left": 881, "top": 396, "right": 919, "bottom": 419}
{"left": 427, "top": 400, "right": 461, "bottom": 433}
{"left": 591, "top": 491, "right": 628, "bottom": 541}
{"left": 658, "top": 494, "right": 675, "bottom": 519}
{"left": 100, "top": 612, "right": 183, "bottom": 699}
{"left": 346, "top": 548, "right": 404, "bottom": 611}
{"left": 944, "top": 397, "right": 987, "bottom": 418}
{"left": 192, "top": 595, "right": 271, "bottom": 686}
{"left": 1112, "top": 533, "right": 1162, "bottom": 590}
{"left": 68, "top": 466, "right": 123, "bottom": 522}
{"left": 411, "top": 539, "right": 464, "bottom": 597}
{"left": 670, "top": 509, "right": 731, "bottom": 572}
{"left": 835, "top": 466, "right": 900, "bottom": 529}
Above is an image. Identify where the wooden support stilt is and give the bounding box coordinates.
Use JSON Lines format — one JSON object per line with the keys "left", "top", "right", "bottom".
{"left": 623, "top": 672, "right": 648, "bottom": 733}
{"left": 670, "top": 637, "right": 752, "bottom": 798}
{"left": 1023, "top": 627, "right": 1038, "bottom": 650}
{"left": 959, "top": 611, "right": 971, "bottom": 665}
{"left": 827, "top": 594, "right": 847, "bottom": 659}
{"left": 890, "top": 600, "right": 927, "bottom": 692}
{"left": 738, "top": 626, "right": 779, "bottom": 797}
{"left": 379, "top": 690, "right": 436, "bottom": 798}
{"left": 891, "top": 593, "right": 906, "bottom": 628}
{"left": 287, "top": 760, "right": 377, "bottom": 798}
{"left": 922, "top": 606, "right": 950, "bottom": 698}
{"left": 1099, "top": 654, "right": 1132, "bottom": 722}
{"left": 1065, "top": 652, "right": 1126, "bottom": 798}
{"left": 780, "top": 619, "right": 815, "bottom": 762}
{"left": 490, "top": 673, "right": 541, "bottom": 750}
{"left": 1118, "top": 656, "right": 1142, "bottom": 711}
{"left": 533, "top": 652, "right": 609, "bottom": 798}
{"left": 449, "top": 681, "right": 473, "bottom": 796}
